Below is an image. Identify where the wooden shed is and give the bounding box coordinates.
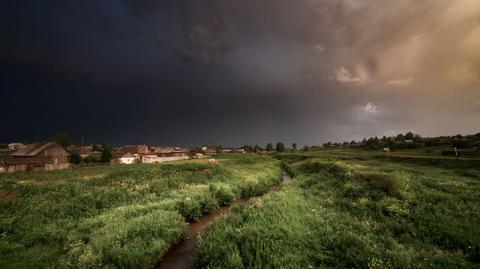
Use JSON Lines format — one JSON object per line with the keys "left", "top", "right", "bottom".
{"left": 1, "top": 142, "right": 70, "bottom": 173}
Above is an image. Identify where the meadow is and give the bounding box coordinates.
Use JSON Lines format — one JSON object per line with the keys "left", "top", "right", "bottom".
{"left": 0, "top": 154, "right": 282, "bottom": 268}
{"left": 194, "top": 150, "right": 480, "bottom": 268}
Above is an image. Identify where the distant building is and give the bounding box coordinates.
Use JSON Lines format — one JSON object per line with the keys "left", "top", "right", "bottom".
{"left": 115, "top": 145, "right": 149, "bottom": 161}
{"left": 7, "top": 143, "right": 25, "bottom": 151}
{"left": 221, "top": 148, "right": 246, "bottom": 153}
{"left": 79, "top": 146, "right": 93, "bottom": 159}
{"left": 1, "top": 142, "right": 70, "bottom": 173}
{"left": 153, "top": 147, "right": 189, "bottom": 157}
{"left": 111, "top": 152, "right": 136, "bottom": 164}
{"left": 147, "top": 147, "right": 190, "bottom": 163}
{"left": 204, "top": 148, "right": 217, "bottom": 157}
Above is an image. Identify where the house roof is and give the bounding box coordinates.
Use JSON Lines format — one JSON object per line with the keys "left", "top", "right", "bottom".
{"left": 117, "top": 145, "right": 148, "bottom": 154}
{"left": 10, "top": 142, "right": 63, "bottom": 157}
{"left": 153, "top": 147, "right": 188, "bottom": 154}
{"left": 79, "top": 146, "right": 93, "bottom": 155}
{"left": 112, "top": 152, "right": 135, "bottom": 159}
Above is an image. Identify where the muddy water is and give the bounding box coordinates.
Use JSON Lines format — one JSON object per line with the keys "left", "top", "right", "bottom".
{"left": 155, "top": 172, "right": 291, "bottom": 269}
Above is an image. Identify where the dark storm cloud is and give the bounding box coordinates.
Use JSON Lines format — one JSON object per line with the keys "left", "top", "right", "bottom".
{"left": 1, "top": 1, "right": 479, "bottom": 146}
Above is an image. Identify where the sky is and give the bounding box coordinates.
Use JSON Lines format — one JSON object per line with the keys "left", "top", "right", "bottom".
{"left": 1, "top": 0, "right": 479, "bottom": 146}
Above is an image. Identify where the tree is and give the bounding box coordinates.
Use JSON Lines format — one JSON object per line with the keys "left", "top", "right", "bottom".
{"left": 292, "top": 143, "right": 297, "bottom": 151}
{"left": 53, "top": 133, "right": 71, "bottom": 147}
{"left": 92, "top": 144, "right": 102, "bottom": 152}
{"left": 254, "top": 145, "right": 262, "bottom": 152}
{"left": 405, "top": 132, "right": 414, "bottom": 140}
{"left": 69, "top": 152, "right": 81, "bottom": 165}
{"left": 303, "top": 145, "right": 310, "bottom": 151}
{"left": 276, "top": 142, "right": 285, "bottom": 152}
{"left": 266, "top": 143, "right": 273, "bottom": 152}
{"left": 101, "top": 147, "right": 112, "bottom": 163}
{"left": 242, "top": 145, "right": 254, "bottom": 153}
{"left": 0, "top": 143, "right": 7, "bottom": 149}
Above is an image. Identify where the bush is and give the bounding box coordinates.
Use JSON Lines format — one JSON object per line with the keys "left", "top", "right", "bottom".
{"left": 328, "top": 162, "right": 357, "bottom": 180}
{"left": 211, "top": 184, "right": 236, "bottom": 206}
{"left": 70, "top": 152, "right": 81, "bottom": 165}
{"left": 298, "top": 161, "right": 329, "bottom": 174}
{"left": 359, "top": 172, "right": 402, "bottom": 197}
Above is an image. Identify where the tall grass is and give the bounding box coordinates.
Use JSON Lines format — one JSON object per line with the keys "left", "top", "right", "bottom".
{"left": 194, "top": 151, "right": 480, "bottom": 268}
{"left": 0, "top": 154, "right": 282, "bottom": 268}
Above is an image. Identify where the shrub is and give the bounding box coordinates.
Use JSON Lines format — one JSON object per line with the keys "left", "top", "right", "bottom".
{"left": 176, "top": 196, "right": 204, "bottom": 221}
{"left": 359, "top": 172, "right": 402, "bottom": 197}
{"left": 298, "top": 161, "right": 329, "bottom": 174}
{"left": 328, "top": 161, "right": 357, "bottom": 180}
{"left": 211, "top": 184, "right": 236, "bottom": 206}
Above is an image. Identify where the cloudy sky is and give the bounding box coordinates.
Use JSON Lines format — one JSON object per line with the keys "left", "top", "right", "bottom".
{"left": 1, "top": 0, "right": 479, "bottom": 146}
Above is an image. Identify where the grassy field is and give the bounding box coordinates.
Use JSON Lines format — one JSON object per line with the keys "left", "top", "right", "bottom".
{"left": 194, "top": 150, "right": 480, "bottom": 268}
{"left": 0, "top": 154, "right": 282, "bottom": 268}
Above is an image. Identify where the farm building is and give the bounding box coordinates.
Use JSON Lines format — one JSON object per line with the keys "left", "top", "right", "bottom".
{"left": 221, "top": 148, "right": 246, "bottom": 153}
{"left": 204, "top": 148, "right": 217, "bottom": 157}
{"left": 0, "top": 142, "right": 70, "bottom": 173}
{"left": 149, "top": 147, "right": 190, "bottom": 162}
{"left": 114, "top": 145, "right": 150, "bottom": 161}
{"left": 111, "top": 152, "right": 136, "bottom": 164}
{"left": 78, "top": 146, "right": 93, "bottom": 158}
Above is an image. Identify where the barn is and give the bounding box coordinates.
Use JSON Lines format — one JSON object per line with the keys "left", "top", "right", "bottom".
{"left": 0, "top": 142, "right": 70, "bottom": 173}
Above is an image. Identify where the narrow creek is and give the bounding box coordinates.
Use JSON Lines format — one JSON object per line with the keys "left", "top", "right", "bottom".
{"left": 155, "top": 172, "right": 292, "bottom": 269}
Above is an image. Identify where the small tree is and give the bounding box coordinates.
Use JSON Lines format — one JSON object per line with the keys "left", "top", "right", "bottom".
{"left": 266, "top": 143, "right": 273, "bottom": 152}
{"left": 405, "top": 132, "right": 414, "bottom": 140}
{"left": 276, "top": 142, "right": 285, "bottom": 152}
{"left": 92, "top": 144, "right": 102, "bottom": 152}
{"left": 292, "top": 143, "right": 297, "bottom": 151}
{"left": 254, "top": 145, "right": 263, "bottom": 152}
{"left": 101, "top": 147, "right": 112, "bottom": 163}
{"left": 69, "top": 152, "right": 81, "bottom": 165}
{"left": 303, "top": 145, "right": 310, "bottom": 151}
{"left": 53, "top": 133, "right": 71, "bottom": 147}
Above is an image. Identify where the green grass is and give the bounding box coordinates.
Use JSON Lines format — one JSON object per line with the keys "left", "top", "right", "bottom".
{"left": 194, "top": 150, "right": 480, "bottom": 268}
{"left": 0, "top": 154, "right": 282, "bottom": 268}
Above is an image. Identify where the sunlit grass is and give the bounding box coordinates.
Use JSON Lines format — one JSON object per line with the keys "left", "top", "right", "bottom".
{"left": 0, "top": 153, "right": 282, "bottom": 268}
{"left": 195, "top": 150, "right": 480, "bottom": 268}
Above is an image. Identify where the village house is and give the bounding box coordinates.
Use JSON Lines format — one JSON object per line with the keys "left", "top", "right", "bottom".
{"left": 79, "top": 146, "right": 93, "bottom": 159}
{"left": 111, "top": 152, "right": 136, "bottom": 164}
{"left": 140, "top": 154, "right": 163, "bottom": 164}
{"left": 221, "top": 148, "right": 246, "bottom": 153}
{"left": 112, "top": 144, "right": 149, "bottom": 162}
{"left": 203, "top": 148, "right": 217, "bottom": 157}
{"left": 146, "top": 147, "right": 190, "bottom": 163}
{"left": 0, "top": 142, "right": 70, "bottom": 173}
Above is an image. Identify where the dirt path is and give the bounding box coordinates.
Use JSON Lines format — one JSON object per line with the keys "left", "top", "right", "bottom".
{"left": 155, "top": 172, "right": 292, "bottom": 269}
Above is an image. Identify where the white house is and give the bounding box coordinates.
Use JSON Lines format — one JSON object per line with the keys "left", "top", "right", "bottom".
{"left": 111, "top": 152, "right": 136, "bottom": 164}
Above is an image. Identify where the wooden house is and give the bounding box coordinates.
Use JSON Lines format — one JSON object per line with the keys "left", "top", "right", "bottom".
{"left": 147, "top": 147, "right": 190, "bottom": 163}
{"left": 114, "top": 145, "right": 149, "bottom": 161}
{"left": 0, "top": 142, "right": 70, "bottom": 173}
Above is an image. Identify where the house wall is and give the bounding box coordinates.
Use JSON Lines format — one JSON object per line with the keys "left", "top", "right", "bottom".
{"left": 142, "top": 156, "right": 190, "bottom": 164}
{"left": 114, "top": 157, "right": 136, "bottom": 164}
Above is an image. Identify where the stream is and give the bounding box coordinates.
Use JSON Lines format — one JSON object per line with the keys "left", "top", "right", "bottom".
{"left": 155, "top": 172, "right": 291, "bottom": 269}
